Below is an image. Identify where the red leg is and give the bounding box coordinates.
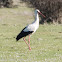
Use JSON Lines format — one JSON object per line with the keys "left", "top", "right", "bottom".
{"left": 23, "top": 37, "right": 29, "bottom": 46}
{"left": 28, "top": 35, "right": 31, "bottom": 50}
{"left": 23, "top": 36, "right": 31, "bottom": 50}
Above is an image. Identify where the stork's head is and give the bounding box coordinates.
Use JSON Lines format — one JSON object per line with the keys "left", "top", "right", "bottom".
{"left": 35, "top": 9, "right": 45, "bottom": 18}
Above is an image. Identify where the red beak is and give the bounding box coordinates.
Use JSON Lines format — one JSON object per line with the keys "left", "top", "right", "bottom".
{"left": 38, "top": 12, "right": 46, "bottom": 18}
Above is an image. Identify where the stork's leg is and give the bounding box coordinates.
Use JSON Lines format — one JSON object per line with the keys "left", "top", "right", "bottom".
{"left": 23, "top": 36, "right": 31, "bottom": 50}
{"left": 23, "top": 37, "right": 29, "bottom": 46}
{"left": 28, "top": 35, "right": 31, "bottom": 50}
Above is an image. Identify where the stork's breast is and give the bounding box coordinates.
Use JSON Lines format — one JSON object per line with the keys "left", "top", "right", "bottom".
{"left": 23, "top": 24, "right": 39, "bottom": 32}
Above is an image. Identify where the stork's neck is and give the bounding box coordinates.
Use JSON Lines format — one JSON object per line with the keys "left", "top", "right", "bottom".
{"left": 35, "top": 12, "right": 39, "bottom": 21}
{"left": 33, "top": 12, "right": 39, "bottom": 24}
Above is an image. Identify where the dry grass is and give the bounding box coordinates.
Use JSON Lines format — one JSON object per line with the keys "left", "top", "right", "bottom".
{"left": 0, "top": 6, "right": 62, "bottom": 62}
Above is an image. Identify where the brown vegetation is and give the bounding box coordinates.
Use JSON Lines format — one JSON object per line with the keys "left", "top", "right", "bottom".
{"left": 0, "top": 0, "right": 62, "bottom": 24}
{"left": 21, "top": 0, "right": 62, "bottom": 24}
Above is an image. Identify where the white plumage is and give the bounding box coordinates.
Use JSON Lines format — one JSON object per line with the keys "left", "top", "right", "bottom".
{"left": 23, "top": 23, "right": 39, "bottom": 32}
{"left": 23, "top": 9, "right": 39, "bottom": 33}
{"left": 16, "top": 9, "right": 45, "bottom": 50}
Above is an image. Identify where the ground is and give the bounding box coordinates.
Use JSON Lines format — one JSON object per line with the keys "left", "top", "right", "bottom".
{"left": 0, "top": 6, "right": 62, "bottom": 62}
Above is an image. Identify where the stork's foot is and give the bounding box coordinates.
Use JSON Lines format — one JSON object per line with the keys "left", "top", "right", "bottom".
{"left": 29, "top": 47, "right": 31, "bottom": 50}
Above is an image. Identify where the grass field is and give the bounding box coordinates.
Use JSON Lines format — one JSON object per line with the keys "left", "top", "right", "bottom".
{"left": 0, "top": 7, "right": 62, "bottom": 62}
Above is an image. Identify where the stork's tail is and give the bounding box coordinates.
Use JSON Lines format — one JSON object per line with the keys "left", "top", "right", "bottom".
{"left": 16, "top": 36, "right": 19, "bottom": 41}
{"left": 16, "top": 36, "right": 20, "bottom": 41}
{"left": 16, "top": 32, "right": 23, "bottom": 41}
{"left": 16, "top": 30, "right": 33, "bottom": 41}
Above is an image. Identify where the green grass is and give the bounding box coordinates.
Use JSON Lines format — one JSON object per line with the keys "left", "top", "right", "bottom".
{"left": 0, "top": 7, "right": 62, "bottom": 62}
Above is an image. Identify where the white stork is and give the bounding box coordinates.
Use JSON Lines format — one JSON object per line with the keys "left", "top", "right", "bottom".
{"left": 16, "top": 9, "right": 45, "bottom": 50}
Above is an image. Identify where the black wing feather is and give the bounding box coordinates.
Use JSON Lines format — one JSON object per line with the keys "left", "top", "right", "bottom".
{"left": 16, "top": 27, "right": 33, "bottom": 41}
